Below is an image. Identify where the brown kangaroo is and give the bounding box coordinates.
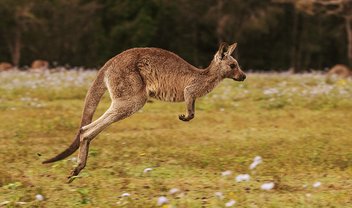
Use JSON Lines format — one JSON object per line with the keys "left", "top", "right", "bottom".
{"left": 327, "top": 64, "right": 351, "bottom": 78}
{"left": 30, "top": 60, "right": 49, "bottom": 72}
{"left": 43, "top": 42, "right": 246, "bottom": 183}
{"left": 0, "top": 62, "right": 13, "bottom": 71}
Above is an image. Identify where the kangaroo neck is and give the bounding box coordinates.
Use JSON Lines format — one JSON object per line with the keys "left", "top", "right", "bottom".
{"left": 202, "top": 62, "right": 224, "bottom": 82}
{"left": 193, "top": 64, "right": 224, "bottom": 95}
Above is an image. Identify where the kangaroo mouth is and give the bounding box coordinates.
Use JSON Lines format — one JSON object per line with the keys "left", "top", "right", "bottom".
{"left": 233, "top": 75, "right": 246, "bottom": 81}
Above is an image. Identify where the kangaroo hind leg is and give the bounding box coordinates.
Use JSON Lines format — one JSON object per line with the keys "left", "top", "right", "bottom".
{"left": 67, "top": 94, "right": 147, "bottom": 183}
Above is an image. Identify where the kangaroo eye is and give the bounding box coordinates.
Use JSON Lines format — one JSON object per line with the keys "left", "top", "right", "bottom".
{"left": 230, "top": 64, "right": 236, "bottom": 68}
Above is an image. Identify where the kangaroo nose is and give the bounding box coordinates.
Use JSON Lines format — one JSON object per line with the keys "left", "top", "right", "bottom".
{"left": 242, "top": 74, "right": 246, "bottom": 81}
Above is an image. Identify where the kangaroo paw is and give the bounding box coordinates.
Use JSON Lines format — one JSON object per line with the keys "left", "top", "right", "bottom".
{"left": 67, "top": 176, "right": 76, "bottom": 183}
{"left": 178, "top": 114, "right": 194, "bottom": 122}
{"left": 67, "top": 167, "right": 82, "bottom": 183}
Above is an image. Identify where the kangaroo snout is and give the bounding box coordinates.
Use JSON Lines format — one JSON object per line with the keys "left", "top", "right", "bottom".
{"left": 240, "top": 73, "right": 246, "bottom": 81}
{"left": 234, "top": 72, "right": 246, "bottom": 81}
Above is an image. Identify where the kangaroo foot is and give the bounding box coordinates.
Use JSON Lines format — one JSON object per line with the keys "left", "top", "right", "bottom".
{"left": 67, "top": 165, "right": 84, "bottom": 183}
{"left": 178, "top": 114, "right": 194, "bottom": 122}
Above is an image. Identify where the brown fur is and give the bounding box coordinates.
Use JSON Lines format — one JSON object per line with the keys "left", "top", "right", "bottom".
{"left": 30, "top": 60, "right": 49, "bottom": 72}
{"left": 328, "top": 64, "right": 351, "bottom": 78}
{"left": 0, "top": 62, "right": 13, "bottom": 71}
{"left": 43, "top": 42, "right": 246, "bottom": 182}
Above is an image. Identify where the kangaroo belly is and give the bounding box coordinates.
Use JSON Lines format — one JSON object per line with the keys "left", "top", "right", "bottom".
{"left": 146, "top": 85, "right": 184, "bottom": 102}
{"left": 137, "top": 62, "right": 186, "bottom": 102}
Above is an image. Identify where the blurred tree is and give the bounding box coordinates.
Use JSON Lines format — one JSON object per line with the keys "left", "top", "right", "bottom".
{"left": 167, "top": 0, "right": 216, "bottom": 66}
{"left": 311, "top": 0, "right": 352, "bottom": 66}
{"left": 0, "top": 0, "right": 41, "bottom": 66}
{"left": 27, "top": 0, "right": 102, "bottom": 66}
{"left": 206, "top": 0, "right": 291, "bottom": 70}
{"left": 274, "top": 0, "right": 351, "bottom": 71}
{"left": 97, "top": 0, "right": 159, "bottom": 59}
{"left": 0, "top": 0, "right": 349, "bottom": 70}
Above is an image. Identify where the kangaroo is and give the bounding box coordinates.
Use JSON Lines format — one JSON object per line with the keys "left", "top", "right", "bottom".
{"left": 0, "top": 62, "right": 13, "bottom": 71}
{"left": 30, "top": 60, "right": 49, "bottom": 72}
{"left": 43, "top": 42, "right": 246, "bottom": 183}
{"left": 327, "top": 64, "right": 351, "bottom": 78}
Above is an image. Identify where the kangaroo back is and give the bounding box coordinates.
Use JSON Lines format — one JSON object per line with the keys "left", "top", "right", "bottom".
{"left": 42, "top": 68, "right": 107, "bottom": 164}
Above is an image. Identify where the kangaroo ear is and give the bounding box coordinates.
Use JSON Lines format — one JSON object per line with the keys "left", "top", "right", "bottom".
{"left": 226, "top": 42, "right": 237, "bottom": 56}
{"left": 215, "top": 42, "right": 228, "bottom": 60}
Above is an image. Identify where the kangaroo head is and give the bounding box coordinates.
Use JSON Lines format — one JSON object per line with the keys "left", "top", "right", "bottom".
{"left": 213, "top": 42, "right": 246, "bottom": 81}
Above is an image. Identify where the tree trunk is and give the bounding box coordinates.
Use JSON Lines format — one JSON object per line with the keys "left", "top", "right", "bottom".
{"left": 215, "top": 0, "right": 225, "bottom": 42}
{"left": 11, "top": 27, "right": 21, "bottom": 66}
{"left": 346, "top": 16, "right": 352, "bottom": 66}
{"left": 291, "top": 9, "right": 303, "bottom": 73}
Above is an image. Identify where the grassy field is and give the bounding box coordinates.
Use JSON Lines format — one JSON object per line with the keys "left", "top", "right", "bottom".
{"left": 0, "top": 70, "right": 352, "bottom": 208}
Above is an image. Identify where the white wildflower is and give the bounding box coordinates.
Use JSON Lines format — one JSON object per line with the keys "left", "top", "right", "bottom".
{"left": 35, "top": 194, "right": 44, "bottom": 201}
{"left": 225, "top": 199, "right": 236, "bottom": 207}
{"left": 312, "top": 181, "right": 321, "bottom": 188}
{"left": 254, "top": 156, "right": 262, "bottom": 162}
{"left": 169, "top": 188, "right": 179, "bottom": 195}
{"left": 157, "top": 196, "right": 169, "bottom": 206}
{"left": 143, "top": 167, "right": 153, "bottom": 173}
{"left": 249, "top": 156, "right": 262, "bottom": 170}
{"left": 221, "top": 170, "right": 232, "bottom": 176}
{"left": 309, "top": 85, "right": 334, "bottom": 96}
{"left": 236, "top": 174, "right": 250, "bottom": 182}
{"left": 121, "top": 193, "right": 130, "bottom": 197}
{"left": 260, "top": 182, "right": 275, "bottom": 190}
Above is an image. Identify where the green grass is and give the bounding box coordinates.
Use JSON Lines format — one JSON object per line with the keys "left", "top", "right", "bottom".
{"left": 0, "top": 71, "right": 352, "bottom": 207}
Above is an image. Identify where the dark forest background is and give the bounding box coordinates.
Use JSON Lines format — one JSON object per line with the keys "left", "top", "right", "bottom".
{"left": 0, "top": 0, "right": 351, "bottom": 72}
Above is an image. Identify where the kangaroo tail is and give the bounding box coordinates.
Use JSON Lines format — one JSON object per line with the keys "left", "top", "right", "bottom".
{"left": 42, "top": 68, "right": 107, "bottom": 164}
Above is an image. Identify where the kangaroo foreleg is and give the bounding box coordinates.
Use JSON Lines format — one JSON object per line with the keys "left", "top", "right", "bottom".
{"left": 179, "top": 88, "right": 196, "bottom": 122}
